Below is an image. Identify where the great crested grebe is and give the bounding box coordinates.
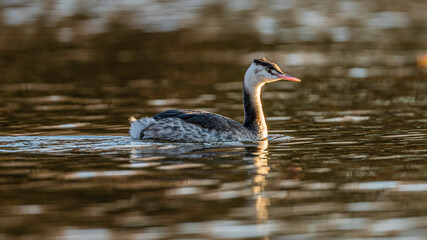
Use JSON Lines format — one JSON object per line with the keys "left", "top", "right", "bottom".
{"left": 130, "top": 58, "right": 301, "bottom": 142}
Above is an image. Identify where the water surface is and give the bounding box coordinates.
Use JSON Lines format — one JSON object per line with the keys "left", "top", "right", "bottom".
{"left": 0, "top": 1, "right": 426, "bottom": 239}
{"left": 1, "top": 73, "right": 426, "bottom": 239}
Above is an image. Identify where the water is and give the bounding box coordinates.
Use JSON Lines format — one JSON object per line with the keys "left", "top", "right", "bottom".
{"left": 1, "top": 1, "right": 427, "bottom": 239}
{"left": 1, "top": 71, "right": 426, "bottom": 239}
{"left": 2, "top": 132, "right": 426, "bottom": 239}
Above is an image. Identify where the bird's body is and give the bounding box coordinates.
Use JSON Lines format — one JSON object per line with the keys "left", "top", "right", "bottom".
{"left": 129, "top": 58, "right": 300, "bottom": 142}
{"left": 130, "top": 109, "right": 256, "bottom": 142}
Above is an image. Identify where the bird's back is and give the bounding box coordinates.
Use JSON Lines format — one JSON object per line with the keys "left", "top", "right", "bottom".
{"left": 152, "top": 109, "right": 245, "bottom": 131}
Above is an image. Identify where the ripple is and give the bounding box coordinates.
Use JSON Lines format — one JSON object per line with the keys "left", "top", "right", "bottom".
{"left": 395, "top": 183, "right": 427, "bottom": 192}
{"left": 0, "top": 136, "right": 146, "bottom": 153}
{"left": 267, "top": 134, "right": 293, "bottom": 143}
{"left": 165, "top": 187, "right": 202, "bottom": 196}
{"left": 322, "top": 141, "right": 359, "bottom": 145}
{"left": 382, "top": 133, "right": 427, "bottom": 138}
{"left": 120, "top": 162, "right": 161, "bottom": 168}
{"left": 64, "top": 170, "right": 142, "bottom": 179}
{"left": 9, "top": 205, "right": 44, "bottom": 215}
{"left": 208, "top": 220, "right": 279, "bottom": 239}
{"left": 340, "top": 181, "right": 427, "bottom": 192}
{"left": 60, "top": 228, "right": 112, "bottom": 240}
{"left": 346, "top": 202, "right": 394, "bottom": 212}
{"left": 39, "top": 123, "right": 89, "bottom": 129}
{"left": 314, "top": 116, "right": 370, "bottom": 123}
{"left": 201, "top": 190, "right": 250, "bottom": 200}
{"left": 157, "top": 163, "right": 205, "bottom": 171}
{"left": 341, "top": 181, "right": 399, "bottom": 191}
{"left": 371, "top": 217, "right": 425, "bottom": 234}
{"left": 266, "top": 116, "right": 292, "bottom": 121}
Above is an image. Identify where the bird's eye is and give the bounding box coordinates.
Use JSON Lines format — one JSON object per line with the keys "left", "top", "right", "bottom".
{"left": 267, "top": 69, "right": 272, "bottom": 74}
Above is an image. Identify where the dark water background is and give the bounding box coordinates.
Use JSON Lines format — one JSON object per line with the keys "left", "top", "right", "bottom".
{"left": 0, "top": 1, "right": 427, "bottom": 239}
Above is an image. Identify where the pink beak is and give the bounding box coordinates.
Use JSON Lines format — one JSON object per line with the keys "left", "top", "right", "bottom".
{"left": 275, "top": 73, "right": 301, "bottom": 82}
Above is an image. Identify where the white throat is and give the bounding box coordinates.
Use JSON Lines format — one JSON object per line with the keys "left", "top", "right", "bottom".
{"left": 243, "top": 67, "right": 268, "bottom": 139}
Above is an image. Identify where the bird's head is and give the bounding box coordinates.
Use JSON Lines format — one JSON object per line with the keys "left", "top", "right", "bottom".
{"left": 245, "top": 58, "right": 301, "bottom": 87}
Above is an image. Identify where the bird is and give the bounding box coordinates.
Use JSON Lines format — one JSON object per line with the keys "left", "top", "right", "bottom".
{"left": 129, "top": 58, "right": 301, "bottom": 142}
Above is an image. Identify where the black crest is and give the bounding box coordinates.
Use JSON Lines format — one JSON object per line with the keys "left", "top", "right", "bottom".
{"left": 253, "top": 58, "right": 283, "bottom": 73}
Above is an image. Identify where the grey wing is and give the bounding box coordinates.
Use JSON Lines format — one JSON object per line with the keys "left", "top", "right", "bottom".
{"left": 152, "top": 109, "right": 245, "bottom": 132}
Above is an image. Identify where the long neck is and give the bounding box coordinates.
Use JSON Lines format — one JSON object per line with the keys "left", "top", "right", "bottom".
{"left": 243, "top": 79, "right": 267, "bottom": 139}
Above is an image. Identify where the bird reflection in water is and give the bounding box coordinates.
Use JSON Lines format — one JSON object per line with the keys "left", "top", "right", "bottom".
{"left": 246, "top": 140, "right": 271, "bottom": 222}
{"left": 128, "top": 139, "right": 303, "bottom": 238}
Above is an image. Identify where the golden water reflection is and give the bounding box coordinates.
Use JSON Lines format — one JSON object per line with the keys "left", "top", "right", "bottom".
{"left": 249, "top": 140, "right": 271, "bottom": 222}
